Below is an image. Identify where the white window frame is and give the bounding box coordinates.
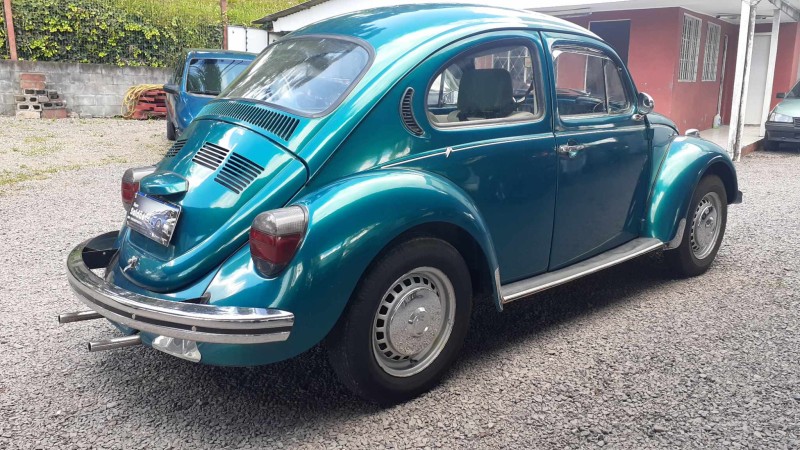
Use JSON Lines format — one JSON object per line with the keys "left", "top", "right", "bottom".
{"left": 702, "top": 22, "right": 721, "bottom": 81}
{"left": 679, "top": 14, "right": 702, "bottom": 82}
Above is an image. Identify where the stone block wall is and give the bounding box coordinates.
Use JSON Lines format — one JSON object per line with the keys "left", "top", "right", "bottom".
{"left": 0, "top": 61, "right": 171, "bottom": 117}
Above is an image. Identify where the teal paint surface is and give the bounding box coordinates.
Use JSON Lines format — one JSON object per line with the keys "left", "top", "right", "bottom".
{"left": 90, "top": 5, "right": 739, "bottom": 367}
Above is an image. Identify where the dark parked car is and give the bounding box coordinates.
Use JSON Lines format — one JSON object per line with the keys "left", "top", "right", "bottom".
{"left": 163, "top": 49, "right": 256, "bottom": 140}
{"left": 765, "top": 80, "right": 800, "bottom": 150}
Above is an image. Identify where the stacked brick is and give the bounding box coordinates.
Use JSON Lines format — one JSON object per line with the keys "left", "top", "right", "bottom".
{"left": 131, "top": 89, "right": 167, "bottom": 119}
{"left": 15, "top": 73, "right": 68, "bottom": 119}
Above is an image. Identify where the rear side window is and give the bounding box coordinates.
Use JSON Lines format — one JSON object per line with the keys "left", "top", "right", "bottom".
{"left": 426, "top": 41, "right": 543, "bottom": 126}
{"left": 553, "top": 47, "right": 631, "bottom": 117}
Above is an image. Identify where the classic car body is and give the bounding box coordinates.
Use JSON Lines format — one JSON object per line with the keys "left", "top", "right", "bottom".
{"left": 764, "top": 79, "right": 800, "bottom": 149}
{"left": 61, "top": 5, "right": 741, "bottom": 403}
{"left": 163, "top": 49, "right": 256, "bottom": 140}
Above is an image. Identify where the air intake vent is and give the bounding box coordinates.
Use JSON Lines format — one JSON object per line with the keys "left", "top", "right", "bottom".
{"left": 165, "top": 139, "right": 187, "bottom": 158}
{"left": 199, "top": 102, "right": 300, "bottom": 141}
{"left": 400, "top": 88, "right": 424, "bottom": 136}
{"left": 214, "top": 152, "right": 264, "bottom": 194}
{"left": 192, "top": 142, "right": 230, "bottom": 171}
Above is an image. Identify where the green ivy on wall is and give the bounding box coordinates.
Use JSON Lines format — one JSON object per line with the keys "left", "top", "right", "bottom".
{"left": 3, "top": 0, "right": 222, "bottom": 67}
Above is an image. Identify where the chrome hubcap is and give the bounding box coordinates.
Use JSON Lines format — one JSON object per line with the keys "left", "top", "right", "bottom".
{"left": 690, "top": 192, "right": 722, "bottom": 259}
{"left": 372, "top": 267, "right": 456, "bottom": 377}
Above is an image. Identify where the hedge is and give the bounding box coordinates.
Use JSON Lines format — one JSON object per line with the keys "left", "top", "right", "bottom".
{"left": 1, "top": 0, "right": 222, "bottom": 67}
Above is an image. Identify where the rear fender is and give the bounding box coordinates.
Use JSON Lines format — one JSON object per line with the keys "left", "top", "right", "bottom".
{"left": 201, "top": 169, "right": 500, "bottom": 365}
{"left": 644, "top": 136, "right": 739, "bottom": 244}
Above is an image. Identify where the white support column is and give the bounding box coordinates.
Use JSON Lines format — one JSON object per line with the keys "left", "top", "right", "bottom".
{"left": 727, "top": 0, "right": 759, "bottom": 161}
{"left": 760, "top": 10, "right": 782, "bottom": 137}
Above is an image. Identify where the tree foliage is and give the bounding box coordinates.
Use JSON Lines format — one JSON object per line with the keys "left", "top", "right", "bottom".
{"left": 0, "top": 0, "right": 302, "bottom": 66}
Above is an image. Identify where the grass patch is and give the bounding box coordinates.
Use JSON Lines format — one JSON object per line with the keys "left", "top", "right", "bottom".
{"left": 0, "top": 164, "right": 83, "bottom": 188}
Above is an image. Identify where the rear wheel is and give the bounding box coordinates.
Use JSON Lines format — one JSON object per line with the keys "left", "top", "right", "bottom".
{"left": 166, "top": 120, "right": 176, "bottom": 141}
{"left": 665, "top": 174, "right": 727, "bottom": 277}
{"left": 326, "top": 237, "right": 472, "bottom": 404}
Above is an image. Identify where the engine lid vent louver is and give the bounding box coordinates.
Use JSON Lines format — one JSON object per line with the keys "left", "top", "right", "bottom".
{"left": 165, "top": 138, "right": 187, "bottom": 158}
{"left": 192, "top": 142, "right": 230, "bottom": 171}
{"left": 214, "top": 152, "right": 264, "bottom": 194}
{"left": 199, "top": 102, "right": 300, "bottom": 141}
{"left": 400, "top": 88, "right": 424, "bottom": 136}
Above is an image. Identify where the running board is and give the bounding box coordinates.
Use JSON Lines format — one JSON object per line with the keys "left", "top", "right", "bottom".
{"left": 500, "top": 238, "right": 664, "bottom": 304}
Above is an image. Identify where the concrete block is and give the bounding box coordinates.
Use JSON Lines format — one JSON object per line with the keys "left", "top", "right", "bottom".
{"left": 72, "top": 95, "right": 96, "bottom": 106}
{"left": 17, "top": 103, "right": 42, "bottom": 111}
{"left": 96, "top": 94, "right": 120, "bottom": 106}
{"left": 80, "top": 63, "right": 103, "bottom": 74}
{"left": 42, "top": 101, "right": 66, "bottom": 109}
{"left": 20, "top": 80, "right": 46, "bottom": 91}
{"left": 42, "top": 108, "right": 68, "bottom": 119}
{"left": 14, "top": 95, "right": 26, "bottom": 103}
{"left": 16, "top": 110, "right": 41, "bottom": 119}
{"left": 19, "top": 72, "right": 46, "bottom": 83}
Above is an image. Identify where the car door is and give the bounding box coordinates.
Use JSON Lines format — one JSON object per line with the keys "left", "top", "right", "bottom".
{"left": 407, "top": 31, "right": 557, "bottom": 283}
{"left": 543, "top": 34, "right": 651, "bottom": 270}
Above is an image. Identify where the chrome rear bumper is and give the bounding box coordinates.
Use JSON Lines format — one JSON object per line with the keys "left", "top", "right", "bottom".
{"left": 66, "top": 233, "right": 294, "bottom": 344}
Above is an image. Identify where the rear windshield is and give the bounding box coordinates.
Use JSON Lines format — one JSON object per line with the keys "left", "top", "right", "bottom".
{"left": 219, "top": 37, "right": 371, "bottom": 116}
{"left": 186, "top": 58, "right": 252, "bottom": 96}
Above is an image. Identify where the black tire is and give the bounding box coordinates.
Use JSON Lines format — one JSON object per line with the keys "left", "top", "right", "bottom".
{"left": 665, "top": 174, "right": 727, "bottom": 278}
{"left": 326, "top": 237, "right": 472, "bottom": 404}
{"left": 763, "top": 139, "right": 778, "bottom": 151}
{"left": 166, "top": 120, "right": 176, "bottom": 141}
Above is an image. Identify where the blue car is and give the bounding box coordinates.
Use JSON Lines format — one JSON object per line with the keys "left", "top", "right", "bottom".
{"left": 163, "top": 49, "right": 256, "bottom": 140}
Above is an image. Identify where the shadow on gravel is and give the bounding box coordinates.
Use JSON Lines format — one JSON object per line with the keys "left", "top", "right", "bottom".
{"left": 93, "top": 252, "right": 675, "bottom": 439}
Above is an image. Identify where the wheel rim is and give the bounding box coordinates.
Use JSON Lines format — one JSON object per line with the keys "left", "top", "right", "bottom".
{"left": 372, "top": 267, "right": 456, "bottom": 378}
{"left": 690, "top": 191, "right": 722, "bottom": 260}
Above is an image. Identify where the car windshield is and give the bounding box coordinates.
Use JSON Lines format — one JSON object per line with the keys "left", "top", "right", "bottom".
{"left": 186, "top": 58, "right": 252, "bottom": 96}
{"left": 786, "top": 80, "right": 800, "bottom": 98}
{"left": 219, "top": 37, "right": 371, "bottom": 116}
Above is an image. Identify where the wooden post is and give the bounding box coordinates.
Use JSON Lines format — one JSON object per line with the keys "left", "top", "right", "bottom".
{"left": 221, "top": 0, "right": 228, "bottom": 50}
{"left": 3, "top": 0, "right": 17, "bottom": 61}
{"left": 760, "top": 9, "right": 782, "bottom": 137}
{"left": 727, "top": 0, "right": 758, "bottom": 162}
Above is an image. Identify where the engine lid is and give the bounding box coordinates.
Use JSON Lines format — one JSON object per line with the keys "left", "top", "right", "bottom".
{"left": 117, "top": 119, "right": 307, "bottom": 292}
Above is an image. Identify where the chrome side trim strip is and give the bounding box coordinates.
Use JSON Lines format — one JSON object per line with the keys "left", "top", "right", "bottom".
{"left": 66, "top": 238, "right": 294, "bottom": 344}
{"left": 500, "top": 237, "right": 664, "bottom": 304}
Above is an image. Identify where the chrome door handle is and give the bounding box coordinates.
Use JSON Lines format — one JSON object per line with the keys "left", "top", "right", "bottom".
{"left": 557, "top": 143, "right": 587, "bottom": 157}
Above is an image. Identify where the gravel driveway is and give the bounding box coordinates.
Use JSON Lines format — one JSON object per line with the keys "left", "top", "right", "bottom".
{"left": 1, "top": 118, "right": 799, "bottom": 449}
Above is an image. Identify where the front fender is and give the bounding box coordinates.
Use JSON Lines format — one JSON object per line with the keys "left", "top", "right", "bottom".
{"left": 200, "top": 169, "right": 500, "bottom": 365}
{"left": 644, "top": 136, "right": 739, "bottom": 244}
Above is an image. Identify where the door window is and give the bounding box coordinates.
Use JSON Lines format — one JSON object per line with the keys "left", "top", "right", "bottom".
{"left": 553, "top": 48, "right": 631, "bottom": 117}
{"left": 426, "top": 42, "right": 543, "bottom": 126}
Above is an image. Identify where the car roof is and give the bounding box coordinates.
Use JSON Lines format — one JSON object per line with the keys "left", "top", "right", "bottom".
{"left": 184, "top": 49, "right": 257, "bottom": 60}
{"left": 291, "top": 4, "right": 596, "bottom": 51}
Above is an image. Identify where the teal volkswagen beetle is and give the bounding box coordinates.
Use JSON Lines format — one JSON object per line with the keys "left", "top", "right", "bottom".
{"left": 60, "top": 5, "right": 742, "bottom": 403}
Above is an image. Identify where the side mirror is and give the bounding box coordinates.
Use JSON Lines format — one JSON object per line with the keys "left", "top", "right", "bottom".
{"left": 638, "top": 92, "right": 655, "bottom": 114}
{"left": 163, "top": 84, "right": 179, "bottom": 95}
{"left": 685, "top": 128, "right": 701, "bottom": 138}
{"left": 777, "top": 92, "right": 786, "bottom": 99}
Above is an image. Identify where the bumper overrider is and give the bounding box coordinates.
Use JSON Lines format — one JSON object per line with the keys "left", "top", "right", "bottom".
{"left": 62, "top": 232, "right": 294, "bottom": 351}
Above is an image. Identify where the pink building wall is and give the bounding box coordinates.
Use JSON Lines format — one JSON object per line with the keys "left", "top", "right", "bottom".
{"left": 567, "top": 8, "right": 800, "bottom": 132}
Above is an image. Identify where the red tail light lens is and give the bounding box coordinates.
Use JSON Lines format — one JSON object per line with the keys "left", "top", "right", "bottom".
{"left": 250, "top": 206, "right": 308, "bottom": 277}
{"left": 121, "top": 166, "right": 156, "bottom": 211}
{"left": 121, "top": 180, "right": 139, "bottom": 207}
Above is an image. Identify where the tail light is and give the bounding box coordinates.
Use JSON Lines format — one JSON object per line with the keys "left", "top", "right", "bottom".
{"left": 121, "top": 166, "right": 156, "bottom": 211}
{"left": 250, "top": 206, "right": 308, "bottom": 277}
